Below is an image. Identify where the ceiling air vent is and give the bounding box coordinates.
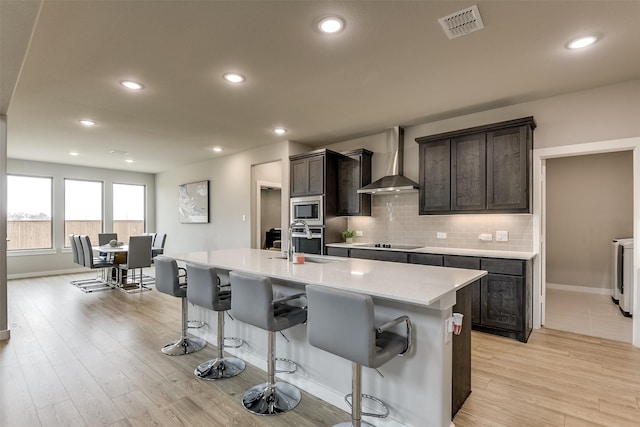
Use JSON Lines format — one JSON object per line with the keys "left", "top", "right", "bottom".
{"left": 438, "top": 5, "right": 484, "bottom": 39}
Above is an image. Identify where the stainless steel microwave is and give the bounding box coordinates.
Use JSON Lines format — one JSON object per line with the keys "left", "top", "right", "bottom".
{"left": 290, "top": 195, "right": 324, "bottom": 226}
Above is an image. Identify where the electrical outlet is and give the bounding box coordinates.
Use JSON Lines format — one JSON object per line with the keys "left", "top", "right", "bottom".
{"left": 479, "top": 233, "right": 492, "bottom": 241}
{"left": 355, "top": 230, "right": 363, "bottom": 237}
{"left": 437, "top": 232, "right": 447, "bottom": 239}
{"left": 496, "top": 231, "right": 509, "bottom": 242}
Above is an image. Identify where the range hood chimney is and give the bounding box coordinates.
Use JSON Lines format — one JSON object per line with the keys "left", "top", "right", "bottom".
{"left": 357, "top": 126, "right": 419, "bottom": 194}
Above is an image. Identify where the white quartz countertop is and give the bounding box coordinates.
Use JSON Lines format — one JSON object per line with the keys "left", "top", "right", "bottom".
{"left": 326, "top": 242, "right": 537, "bottom": 260}
{"left": 166, "top": 248, "right": 487, "bottom": 308}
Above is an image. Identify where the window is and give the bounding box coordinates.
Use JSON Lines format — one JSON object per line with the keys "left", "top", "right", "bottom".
{"left": 7, "top": 175, "right": 53, "bottom": 250}
{"left": 65, "top": 179, "right": 103, "bottom": 245}
{"left": 113, "top": 183, "right": 145, "bottom": 242}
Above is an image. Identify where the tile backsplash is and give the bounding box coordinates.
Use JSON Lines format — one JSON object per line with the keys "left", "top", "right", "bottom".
{"left": 347, "top": 193, "right": 533, "bottom": 252}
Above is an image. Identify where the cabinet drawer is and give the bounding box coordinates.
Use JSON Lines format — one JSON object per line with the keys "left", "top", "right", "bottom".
{"left": 408, "top": 253, "right": 443, "bottom": 266}
{"left": 350, "top": 249, "right": 408, "bottom": 263}
{"left": 326, "top": 247, "right": 349, "bottom": 258}
{"left": 444, "top": 256, "right": 480, "bottom": 270}
{"left": 481, "top": 258, "right": 524, "bottom": 276}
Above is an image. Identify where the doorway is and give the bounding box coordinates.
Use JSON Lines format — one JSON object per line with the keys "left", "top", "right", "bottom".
{"left": 544, "top": 152, "right": 633, "bottom": 342}
{"left": 251, "top": 160, "right": 283, "bottom": 250}
{"left": 533, "top": 136, "right": 640, "bottom": 348}
{"left": 256, "top": 183, "right": 282, "bottom": 249}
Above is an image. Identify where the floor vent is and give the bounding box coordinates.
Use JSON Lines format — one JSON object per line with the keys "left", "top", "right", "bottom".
{"left": 438, "top": 5, "right": 484, "bottom": 39}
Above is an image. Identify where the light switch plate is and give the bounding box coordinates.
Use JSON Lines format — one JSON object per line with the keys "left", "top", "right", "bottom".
{"left": 479, "top": 233, "right": 492, "bottom": 241}
{"left": 496, "top": 231, "right": 509, "bottom": 242}
{"left": 437, "top": 232, "right": 447, "bottom": 239}
{"left": 355, "top": 230, "right": 363, "bottom": 237}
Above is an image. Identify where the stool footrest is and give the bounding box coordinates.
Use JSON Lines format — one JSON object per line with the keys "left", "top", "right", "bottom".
{"left": 187, "top": 320, "right": 206, "bottom": 329}
{"left": 275, "top": 357, "right": 297, "bottom": 374}
{"left": 224, "top": 337, "right": 244, "bottom": 349}
{"left": 345, "top": 393, "right": 390, "bottom": 419}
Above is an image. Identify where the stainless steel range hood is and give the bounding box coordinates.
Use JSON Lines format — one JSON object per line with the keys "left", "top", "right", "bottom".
{"left": 357, "top": 126, "right": 419, "bottom": 194}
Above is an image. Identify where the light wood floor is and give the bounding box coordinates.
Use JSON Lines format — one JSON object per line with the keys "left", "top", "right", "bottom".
{"left": 3, "top": 274, "right": 640, "bottom": 426}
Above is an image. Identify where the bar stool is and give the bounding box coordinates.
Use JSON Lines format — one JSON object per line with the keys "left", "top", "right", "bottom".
{"left": 186, "top": 263, "right": 245, "bottom": 380}
{"left": 306, "top": 285, "right": 413, "bottom": 427}
{"left": 155, "top": 256, "right": 206, "bottom": 356}
{"left": 229, "top": 271, "right": 307, "bottom": 415}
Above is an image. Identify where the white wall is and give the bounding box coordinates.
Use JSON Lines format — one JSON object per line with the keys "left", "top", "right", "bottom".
{"left": 155, "top": 141, "right": 295, "bottom": 253}
{"left": 546, "top": 151, "right": 633, "bottom": 290}
{"left": 6, "top": 159, "right": 155, "bottom": 277}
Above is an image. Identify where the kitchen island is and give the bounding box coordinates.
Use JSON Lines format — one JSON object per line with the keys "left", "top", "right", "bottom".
{"left": 167, "top": 248, "right": 487, "bottom": 427}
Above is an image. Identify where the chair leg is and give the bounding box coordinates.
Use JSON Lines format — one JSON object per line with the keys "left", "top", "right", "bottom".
{"left": 194, "top": 311, "right": 245, "bottom": 380}
{"left": 161, "top": 297, "right": 206, "bottom": 356}
{"left": 335, "top": 362, "right": 389, "bottom": 427}
{"left": 241, "top": 330, "right": 301, "bottom": 415}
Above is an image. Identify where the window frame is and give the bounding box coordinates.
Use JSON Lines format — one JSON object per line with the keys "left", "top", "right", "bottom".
{"left": 6, "top": 174, "right": 54, "bottom": 251}
{"left": 112, "top": 182, "right": 147, "bottom": 242}
{"left": 63, "top": 178, "right": 104, "bottom": 247}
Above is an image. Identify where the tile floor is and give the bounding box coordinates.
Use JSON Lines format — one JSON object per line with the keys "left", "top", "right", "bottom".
{"left": 544, "top": 287, "right": 633, "bottom": 342}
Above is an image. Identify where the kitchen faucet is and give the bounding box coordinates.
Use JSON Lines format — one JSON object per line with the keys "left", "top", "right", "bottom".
{"left": 288, "top": 220, "right": 312, "bottom": 261}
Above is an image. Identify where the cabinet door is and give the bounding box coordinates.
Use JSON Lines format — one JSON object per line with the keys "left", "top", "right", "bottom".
{"left": 487, "top": 126, "right": 528, "bottom": 211}
{"left": 419, "top": 140, "right": 451, "bottom": 213}
{"left": 481, "top": 274, "right": 523, "bottom": 331}
{"left": 451, "top": 133, "right": 486, "bottom": 211}
{"left": 307, "top": 156, "right": 325, "bottom": 195}
{"left": 290, "top": 158, "right": 309, "bottom": 197}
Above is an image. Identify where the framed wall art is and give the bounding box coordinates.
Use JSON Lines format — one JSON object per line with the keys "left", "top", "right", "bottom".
{"left": 178, "top": 180, "right": 209, "bottom": 223}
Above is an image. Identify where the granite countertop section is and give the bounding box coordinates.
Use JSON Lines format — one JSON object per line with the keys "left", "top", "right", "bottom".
{"left": 167, "top": 248, "right": 487, "bottom": 308}
{"left": 326, "top": 242, "right": 537, "bottom": 260}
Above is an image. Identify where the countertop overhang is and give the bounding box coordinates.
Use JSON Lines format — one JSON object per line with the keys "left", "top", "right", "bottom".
{"left": 327, "top": 242, "right": 537, "bottom": 260}
{"left": 167, "top": 248, "right": 487, "bottom": 309}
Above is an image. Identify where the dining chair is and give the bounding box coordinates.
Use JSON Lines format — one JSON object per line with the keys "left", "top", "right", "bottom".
{"left": 117, "top": 235, "right": 153, "bottom": 293}
{"left": 152, "top": 233, "right": 167, "bottom": 259}
{"left": 75, "top": 235, "right": 115, "bottom": 293}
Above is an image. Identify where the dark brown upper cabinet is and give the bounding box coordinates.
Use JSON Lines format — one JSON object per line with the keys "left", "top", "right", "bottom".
{"left": 290, "top": 149, "right": 342, "bottom": 198}
{"left": 338, "top": 149, "right": 373, "bottom": 216}
{"left": 416, "top": 116, "right": 536, "bottom": 215}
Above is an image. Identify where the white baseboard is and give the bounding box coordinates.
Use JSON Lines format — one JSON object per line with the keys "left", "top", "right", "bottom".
{"left": 546, "top": 282, "right": 612, "bottom": 296}
{"left": 7, "top": 267, "right": 87, "bottom": 280}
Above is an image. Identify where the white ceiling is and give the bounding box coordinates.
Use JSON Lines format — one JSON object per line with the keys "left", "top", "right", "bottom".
{"left": 2, "top": 0, "right": 640, "bottom": 174}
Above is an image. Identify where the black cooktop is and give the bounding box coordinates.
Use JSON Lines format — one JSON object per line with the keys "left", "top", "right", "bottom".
{"left": 358, "top": 243, "right": 423, "bottom": 250}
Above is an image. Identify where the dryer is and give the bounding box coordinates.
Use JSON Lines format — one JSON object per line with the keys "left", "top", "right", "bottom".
{"left": 619, "top": 240, "right": 634, "bottom": 317}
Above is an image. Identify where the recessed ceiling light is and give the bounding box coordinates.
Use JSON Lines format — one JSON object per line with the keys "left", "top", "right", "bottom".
{"left": 125, "top": 159, "right": 134, "bottom": 163}
{"left": 79, "top": 119, "right": 96, "bottom": 126}
{"left": 273, "top": 128, "right": 287, "bottom": 135}
{"left": 212, "top": 146, "right": 223, "bottom": 152}
{"left": 566, "top": 34, "right": 599, "bottom": 50}
{"left": 120, "top": 80, "right": 144, "bottom": 90}
{"left": 223, "top": 73, "right": 245, "bottom": 83}
{"left": 318, "top": 16, "right": 345, "bottom": 34}
{"left": 69, "top": 151, "right": 79, "bottom": 156}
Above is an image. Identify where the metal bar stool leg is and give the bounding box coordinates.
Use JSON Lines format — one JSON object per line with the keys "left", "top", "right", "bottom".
{"left": 241, "top": 330, "right": 301, "bottom": 415}
{"left": 161, "top": 297, "right": 206, "bottom": 355}
{"left": 194, "top": 311, "right": 245, "bottom": 380}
